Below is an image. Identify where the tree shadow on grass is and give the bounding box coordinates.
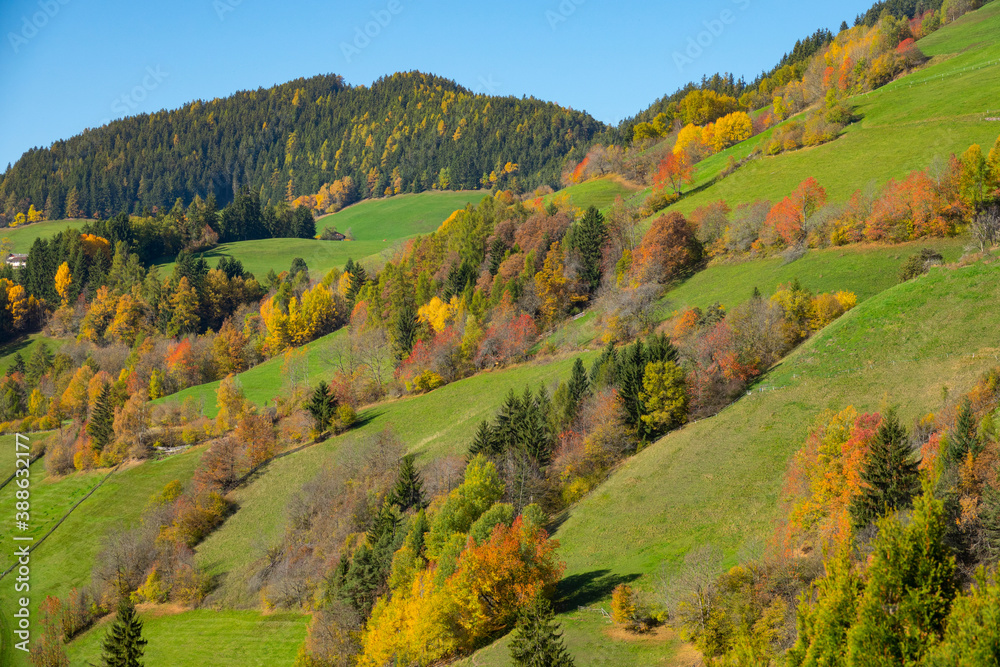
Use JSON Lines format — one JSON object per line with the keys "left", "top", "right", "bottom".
{"left": 555, "top": 569, "right": 641, "bottom": 612}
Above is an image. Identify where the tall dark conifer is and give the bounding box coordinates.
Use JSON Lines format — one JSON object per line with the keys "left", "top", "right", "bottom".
{"left": 850, "top": 408, "right": 920, "bottom": 529}
{"left": 574, "top": 205, "right": 606, "bottom": 292}
{"left": 509, "top": 596, "right": 575, "bottom": 667}
{"left": 87, "top": 382, "right": 115, "bottom": 452}
{"left": 101, "top": 591, "right": 147, "bottom": 667}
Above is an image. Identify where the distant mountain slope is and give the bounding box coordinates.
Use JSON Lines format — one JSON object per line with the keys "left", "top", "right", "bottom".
{"left": 0, "top": 72, "right": 605, "bottom": 219}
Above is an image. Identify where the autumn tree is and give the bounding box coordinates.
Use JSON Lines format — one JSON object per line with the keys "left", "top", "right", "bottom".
{"left": 763, "top": 177, "right": 828, "bottom": 246}
{"left": 712, "top": 111, "right": 754, "bottom": 151}
{"left": 654, "top": 150, "right": 695, "bottom": 196}
{"left": 849, "top": 408, "right": 920, "bottom": 529}
{"left": 639, "top": 361, "right": 688, "bottom": 435}
{"left": 167, "top": 276, "right": 200, "bottom": 336}
{"left": 55, "top": 262, "right": 72, "bottom": 307}
{"left": 633, "top": 212, "right": 702, "bottom": 284}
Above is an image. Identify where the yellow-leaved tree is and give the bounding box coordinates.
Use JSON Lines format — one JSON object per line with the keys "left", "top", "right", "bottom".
{"left": 55, "top": 262, "right": 72, "bottom": 307}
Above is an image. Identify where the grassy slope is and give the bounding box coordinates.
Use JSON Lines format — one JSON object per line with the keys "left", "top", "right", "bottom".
{"left": 198, "top": 352, "right": 595, "bottom": 604}
{"left": 667, "top": 3, "right": 1000, "bottom": 215}
{"left": 155, "top": 191, "right": 483, "bottom": 281}
{"left": 468, "top": 260, "right": 1000, "bottom": 666}
{"left": 66, "top": 609, "right": 307, "bottom": 667}
{"left": 316, "top": 190, "right": 484, "bottom": 240}
{"left": 0, "top": 219, "right": 89, "bottom": 254}
{"left": 547, "top": 176, "right": 644, "bottom": 212}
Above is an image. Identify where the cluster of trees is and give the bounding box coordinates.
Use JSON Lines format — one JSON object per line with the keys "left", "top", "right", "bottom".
{"left": 659, "top": 364, "right": 1000, "bottom": 665}
{"left": 0, "top": 72, "right": 603, "bottom": 224}
{"left": 682, "top": 134, "right": 1000, "bottom": 257}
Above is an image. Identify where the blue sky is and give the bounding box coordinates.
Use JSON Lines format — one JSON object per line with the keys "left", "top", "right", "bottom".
{"left": 0, "top": 0, "right": 874, "bottom": 168}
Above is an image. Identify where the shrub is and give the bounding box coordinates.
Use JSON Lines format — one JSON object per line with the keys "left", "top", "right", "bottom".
{"left": 411, "top": 370, "right": 446, "bottom": 393}
{"left": 611, "top": 584, "right": 638, "bottom": 628}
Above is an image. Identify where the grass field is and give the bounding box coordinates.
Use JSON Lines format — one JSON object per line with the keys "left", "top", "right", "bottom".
{"left": 0, "top": 219, "right": 90, "bottom": 253}
{"left": 547, "top": 176, "right": 644, "bottom": 212}
{"left": 154, "top": 191, "right": 485, "bottom": 282}
{"left": 66, "top": 609, "right": 308, "bottom": 667}
{"left": 316, "top": 190, "right": 485, "bottom": 240}
{"left": 466, "top": 260, "right": 1000, "bottom": 665}
{"left": 665, "top": 3, "right": 1000, "bottom": 215}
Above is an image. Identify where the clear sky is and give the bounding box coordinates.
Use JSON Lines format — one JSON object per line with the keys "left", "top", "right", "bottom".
{"left": 0, "top": 0, "right": 874, "bottom": 169}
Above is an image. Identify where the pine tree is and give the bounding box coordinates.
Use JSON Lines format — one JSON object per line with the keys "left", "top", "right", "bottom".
{"left": 392, "top": 302, "right": 419, "bottom": 361}
{"left": 469, "top": 419, "right": 496, "bottom": 456}
{"left": 574, "top": 205, "right": 606, "bottom": 292}
{"left": 87, "top": 382, "right": 115, "bottom": 452}
{"left": 101, "top": 591, "right": 147, "bottom": 667}
{"left": 948, "top": 398, "right": 980, "bottom": 464}
{"left": 10, "top": 352, "right": 26, "bottom": 376}
{"left": 567, "top": 357, "right": 590, "bottom": 407}
{"left": 849, "top": 408, "right": 920, "bottom": 529}
{"left": 347, "top": 263, "right": 368, "bottom": 304}
{"left": 26, "top": 356, "right": 50, "bottom": 402}
{"left": 305, "top": 381, "right": 337, "bottom": 432}
{"left": 391, "top": 455, "right": 426, "bottom": 512}
{"left": 509, "top": 596, "right": 575, "bottom": 667}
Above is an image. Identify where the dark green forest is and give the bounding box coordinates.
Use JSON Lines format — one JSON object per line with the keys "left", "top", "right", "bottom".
{"left": 0, "top": 71, "right": 605, "bottom": 220}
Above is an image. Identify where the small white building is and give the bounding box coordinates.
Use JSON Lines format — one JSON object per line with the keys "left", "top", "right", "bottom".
{"left": 4, "top": 253, "right": 27, "bottom": 269}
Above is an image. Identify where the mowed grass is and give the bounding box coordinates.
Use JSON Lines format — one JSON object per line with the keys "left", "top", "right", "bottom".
{"left": 0, "top": 219, "right": 90, "bottom": 253}
{"left": 668, "top": 2, "right": 1000, "bottom": 214}
{"left": 198, "top": 352, "right": 596, "bottom": 604}
{"left": 66, "top": 609, "right": 308, "bottom": 667}
{"left": 548, "top": 176, "right": 644, "bottom": 212}
{"left": 316, "top": 190, "right": 485, "bottom": 240}
{"left": 468, "top": 261, "right": 1000, "bottom": 666}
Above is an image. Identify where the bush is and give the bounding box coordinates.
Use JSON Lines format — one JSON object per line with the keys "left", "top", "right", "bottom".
{"left": 410, "top": 370, "right": 446, "bottom": 393}
{"left": 899, "top": 248, "right": 944, "bottom": 281}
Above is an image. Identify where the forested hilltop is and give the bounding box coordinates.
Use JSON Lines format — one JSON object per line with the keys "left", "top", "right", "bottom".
{"left": 0, "top": 72, "right": 604, "bottom": 220}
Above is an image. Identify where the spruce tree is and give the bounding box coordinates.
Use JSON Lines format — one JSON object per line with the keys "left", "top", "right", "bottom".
{"left": 347, "top": 263, "right": 368, "bottom": 304}
{"left": 567, "top": 357, "right": 590, "bottom": 407}
{"left": 101, "top": 592, "right": 147, "bottom": 667}
{"left": 392, "top": 302, "right": 419, "bottom": 361}
{"left": 574, "top": 205, "right": 606, "bottom": 292}
{"left": 10, "top": 352, "right": 26, "bottom": 376}
{"left": 849, "top": 408, "right": 920, "bottom": 529}
{"left": 391, "top": 455, "right": 426, "bottom": 512}
{"left": 87, "top": 382, "right": 115, "bottom": 452}
{"left": 469, "top": 419, "right": 496, "bottom": 456}
{"left": 509, "top": 596, "right": 575, "bottom": 667}
{"left": 306, "top": 381, "right": 337, "bottom": 432}
{"left": 948, "top": 398, "right": 980, "bottom": 464}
